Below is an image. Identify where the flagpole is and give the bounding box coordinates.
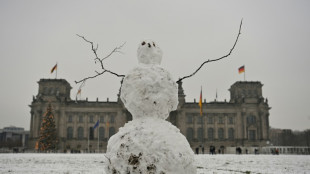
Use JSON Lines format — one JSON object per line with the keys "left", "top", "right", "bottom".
{"left": 202, "top": 111, "right": 204, "bottom": 153}
{"left": 199, "top": 86, "right": 204, "bottom": 153}
{"left": 55, "top": 62, "right": 58, "bottom": 79}
{"left": 88, "top": 129, "right": 89, "bottom": 153}
{"left": 98, "top": 120, "right": 100, "bottom": 153}
{"left": 244, "top": 65, "right": 246, "bottom": 81}
{"left": 244, "top": 70, "right": 246, "bottom": 81}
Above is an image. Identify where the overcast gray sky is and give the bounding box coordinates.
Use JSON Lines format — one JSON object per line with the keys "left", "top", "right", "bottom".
{"left": 0, "top": 0, "right": 309, "bottom": 131}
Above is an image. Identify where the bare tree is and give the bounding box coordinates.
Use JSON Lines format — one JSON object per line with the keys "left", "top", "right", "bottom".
{"left": 74, "top": 34, "right": 126, "bottom": 97}
{"left": 177, "top": 19, "right": 243, "bottom": 83}
{"left": 75, "top": 19, "right": 243, "bottom": 95}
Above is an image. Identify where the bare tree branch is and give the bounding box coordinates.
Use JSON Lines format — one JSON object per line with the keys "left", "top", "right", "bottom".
{"left": 177, "top": 19, "right": 243, "bottom": 83}
{"left": 101, "top": 42, "right": 126, "bottom": 61}
{"left": 75, "top": 34, "right": 125, "bottom": 85}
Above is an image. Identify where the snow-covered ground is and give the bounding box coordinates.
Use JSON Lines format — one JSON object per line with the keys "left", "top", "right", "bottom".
{"left": 0, "top": 154, "right": 309, "bottom": 174}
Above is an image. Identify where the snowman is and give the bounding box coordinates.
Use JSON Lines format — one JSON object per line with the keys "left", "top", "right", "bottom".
{"left": 104, "top": 40, "right": 197, "bottom": 174}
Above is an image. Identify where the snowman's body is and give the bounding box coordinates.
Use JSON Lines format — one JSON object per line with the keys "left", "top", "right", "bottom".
{"left": 105, "top": 40, "right": 197, "bottom": 174}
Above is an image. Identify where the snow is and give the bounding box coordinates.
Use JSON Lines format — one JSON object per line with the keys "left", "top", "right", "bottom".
{"left": 120, "top": 65, "right": 178, "bottom": 120}
{"left": 0, "top": 154, "right": 309, "bottom": 174}
{"left": 195, "top": 154, "right": 310, "bottom": 174}
{"left": 137, "top": 39, "right": 163, "bottom": 65}
{"left": 108, "top": 40, "right": 195, "bottom": 173}
{"left": 105, "top": 118, "right": 196, "bottom": 174}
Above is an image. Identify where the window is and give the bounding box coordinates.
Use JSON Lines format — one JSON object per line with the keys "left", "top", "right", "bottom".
{"left": 208, "top": 128, "right": 214, "bottom": 140}
{"left": 55, "top": 88, "right": 60, "bottom": 96}
{"left": 89, "top": 127, "right": 94, "bottom": 140}
{"left": 247, "top": 115, "right": 256, "bottom": 124}
{"left": 67, "top": 127, "right": 73, "bottom": 139}
{"left": 197, "top": 116, "right": 203, "bottom": 124}
{"left": 249, "top": 130, "right": 256, "bottom": 141}
{"left": 186, "top": 115, "right": 193, "bottom": 124}
{"left": 228, "top": 128, "right": 234, "bottom": 140}
{"left": 89, "top": 115, "right": 94, "bottom": 123}
{"left": 79, "top": 115, "right": 83, "bottom": 123}
{"left": 49, "top": 88, "right": 53, "bottom": 95}
{"left": 99, "top": 127, "right": 105, "bottom": 141}
{"left": 43, "top": 87, "right": 48, "bottom": 94}
{"left": 100, "top": 116, "right": 104, "bottom": 123}
{"left": 77, "top": 127, "right": 84, "bottom": 140}
{"left": 242, "top": 89, "right": 246, "bottom": 97}
{"left": 197, "top": 128, "right": 203, "bottom": 141}
{"left": 207, "top": 117, "right": 213, "bottom": 124}
{"left": 109, "top": 127, "right": 115, "bottom": 138}
{"left": 110, "top": 115, "right": 115, "bottom": 123}
{"left": 218, "top": 117, "right": 224, "bottom": 124}
{"left": 228, "top": 117, "right": 234, "bottom": 124}
{"left": 186, "top": 128, "right": 194, "bottom": 142}
{"left": 218, "top": 128, "right": 224, "bottom": 140}
{"left": 68, "top": 115, "right": 73, "bottom": 123}
{"left": 248, "top": 90, "right": 252, "bottom": 96}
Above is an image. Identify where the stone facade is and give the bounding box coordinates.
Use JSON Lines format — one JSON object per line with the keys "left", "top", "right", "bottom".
{"left": 29, "top": 79, "right": 270, "bottom": 153}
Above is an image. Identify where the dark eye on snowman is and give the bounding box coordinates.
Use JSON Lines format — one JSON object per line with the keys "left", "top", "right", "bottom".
{"left": 141, "top": 41, "right": 146, "bottom": 45}
{"left": 153, "top": 42, "right": 156, "bottom": 47}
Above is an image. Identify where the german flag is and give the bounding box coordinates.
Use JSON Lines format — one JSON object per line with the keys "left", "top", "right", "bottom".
{"left": 238, "top": 65, "right": 245, "bottom": 74}
{"left": 51, "top": 64, "right": 57, "bottom": 73}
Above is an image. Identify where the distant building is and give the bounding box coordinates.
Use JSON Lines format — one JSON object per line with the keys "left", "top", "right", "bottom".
{"left": 270, "top": 128, "right": 310, "bottom": 147}
{"left": 29, "top": 79, "right": 271, "bottom": 153}
{"left": 0, "top": 126, "right": 29, "bottom": 152}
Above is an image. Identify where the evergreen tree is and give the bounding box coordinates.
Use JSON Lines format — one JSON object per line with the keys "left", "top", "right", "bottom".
{"left": 38, "top": 104, "right": 58, "bottom": 152}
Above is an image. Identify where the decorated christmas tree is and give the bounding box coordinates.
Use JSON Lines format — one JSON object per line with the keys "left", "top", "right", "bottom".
{"left": 38, "top": 104, "right": 58, "bottom": 152}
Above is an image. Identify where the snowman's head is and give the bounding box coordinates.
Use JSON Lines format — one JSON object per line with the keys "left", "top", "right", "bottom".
{"left": 137, "top": 39, "right": 163, "bottom": 65}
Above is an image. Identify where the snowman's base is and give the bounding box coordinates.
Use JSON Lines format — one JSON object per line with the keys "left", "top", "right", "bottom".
{"left": 105, "top": 118, "right": 197, "bottom": 174}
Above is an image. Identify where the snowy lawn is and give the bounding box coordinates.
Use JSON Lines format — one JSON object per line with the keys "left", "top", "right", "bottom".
{"left": 0, "top": 153, "right": 309, "bottom": 174}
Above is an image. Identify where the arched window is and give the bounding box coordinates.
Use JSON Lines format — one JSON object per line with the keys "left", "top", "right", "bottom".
{"left": 109, "top": 127, "right": 115, "bottom": 138}
{"left": 218, "top": 128, "right": 224, "bottom": 140}
{"left": 197, "top": 127, "right": 203, "bottom": 141}
{"left": 77, "top": 127, "right": 84, "bottom": 140}
{"left": 208, "top": 128, "right": 214, "bottom": 140}
{"left": 99, "top": 127, "right": 105, "bottom": 141}
{"left": 249, "top": 130, "right": 256, "bottom": 141}
{"left": 228, "top": 128, "right": 234, "bottom": 140}
{"left": 67, "top": 127, "right": 73, "bottom": 139}
{"left": 186, "top": 128, "right": 194, "bottom": 142}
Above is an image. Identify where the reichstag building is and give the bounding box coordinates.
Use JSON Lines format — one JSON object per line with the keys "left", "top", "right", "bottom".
{"left": 28, "top": 79, "right": 270, "bottom": 154}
